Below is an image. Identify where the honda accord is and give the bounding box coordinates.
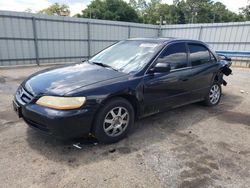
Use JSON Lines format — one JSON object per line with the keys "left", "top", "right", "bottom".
{"left": 13, "top": 38, "right": 232, "bottom": 143}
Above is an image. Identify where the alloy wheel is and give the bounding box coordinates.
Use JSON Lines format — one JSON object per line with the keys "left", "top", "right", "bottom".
{"left": 209, "top": 84, "right": 221, "bottom": 104}
{"left": 103, "top": 107, "right": 129, "bottom": 137}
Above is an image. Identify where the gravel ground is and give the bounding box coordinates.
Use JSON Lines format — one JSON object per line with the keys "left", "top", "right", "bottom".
{"left": 0, "top": 66, "right": 250, "bottom": 188}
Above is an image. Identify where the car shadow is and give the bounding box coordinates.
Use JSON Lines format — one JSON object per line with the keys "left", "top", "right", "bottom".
{"left": 26, "top": 92, "right": 244, "bottom": 167}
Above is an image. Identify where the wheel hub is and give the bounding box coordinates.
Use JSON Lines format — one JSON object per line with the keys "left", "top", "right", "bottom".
{"left": 103, "top": 107, "right": 129, "bottom": 137}
{"left": 113, "top": 116, "right": 122, "bottom": 126}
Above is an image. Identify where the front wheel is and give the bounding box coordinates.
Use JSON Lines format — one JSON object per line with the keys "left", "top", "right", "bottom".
{"left": 93, "top": 98, "right": 134, "bottom": 144}
{"left": 204, "top": 83, "right": 222, "bottom": 106}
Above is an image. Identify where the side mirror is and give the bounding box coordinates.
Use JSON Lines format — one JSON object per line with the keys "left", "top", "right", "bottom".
{"left": 150, "top": 62, "right": 171, "bottom": 73}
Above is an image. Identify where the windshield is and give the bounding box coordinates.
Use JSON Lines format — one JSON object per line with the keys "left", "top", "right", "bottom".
{"left": 89, "top": 40, "right": 162, "bottom": 73}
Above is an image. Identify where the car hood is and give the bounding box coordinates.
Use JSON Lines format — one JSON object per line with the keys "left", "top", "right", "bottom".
{"left": 23, "top": 63, "right": 127, "bottom": 96}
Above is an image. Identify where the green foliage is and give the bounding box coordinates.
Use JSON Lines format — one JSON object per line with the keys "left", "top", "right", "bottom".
{"left": 76, "top": 0, "right": 140, "bottom": 22}
{"left": 76, "top": 0, "right": 248, "bottom": 24}
{"left": 241, "top": 3, "right": 250, "bottom": 20}
{"left": 137, "top": 0, "right": 245, "bottom": 24}
{"left": 39, "top": 3, "right": 70, "bottom": 16}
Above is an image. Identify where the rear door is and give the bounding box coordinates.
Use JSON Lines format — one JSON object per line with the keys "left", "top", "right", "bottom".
{"left": 143, "top": 42, "right": 194, "bottom": 115}
{"left": 187, "top": 43, "right": 219, "bottom": 99}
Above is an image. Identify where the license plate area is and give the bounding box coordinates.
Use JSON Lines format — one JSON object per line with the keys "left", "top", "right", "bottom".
{"left": 13, "top": 100, "right": 22, "bottom": 118}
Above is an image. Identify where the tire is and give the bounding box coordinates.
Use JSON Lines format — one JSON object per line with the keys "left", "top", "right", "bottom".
{"left": 204, "top": 82, "right": 222, "bottom": 106}
{"left": 93, "top": 97, "right": 135, "bottom": 144}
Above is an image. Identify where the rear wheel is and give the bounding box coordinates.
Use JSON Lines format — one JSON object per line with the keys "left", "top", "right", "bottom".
{"left": 204, "top": 82, "right": 221, "bottom": 106}
{"left": 93, "top": 98, "right": 134, "bottom": 144}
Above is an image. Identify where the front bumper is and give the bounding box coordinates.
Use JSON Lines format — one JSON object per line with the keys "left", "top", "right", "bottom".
{"left": 13, "top": 99, "right": 99, "bottom": 139}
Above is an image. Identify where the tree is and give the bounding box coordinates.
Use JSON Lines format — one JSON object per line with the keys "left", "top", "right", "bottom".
{"left": 39, "top": 3, "right": 70, "bottom": 16}
{"left": 241, "top": 1, "right": 250, "bottom": 20}
{"left": 129, "top": 0, "right": 147, "bottom": 12}
{"left": 173, "top": 0, "right": 244, "bottom": 24}
{"left": 76, "top": 0, "right": 245, "bottom": 24}
{"left": 129, "top": 0, "right": 138, "bottom": 10}
{"left": 136, "top": 0, "right": 172, "bottom": 24}
{"left": 174, "top": 2, "right": 185, "bottom": 24}
{"left": 173, "top": 0, "right": 180, "bottom": 5}
{"left": 212, "top": 2, "right": 244, "bottom": 23}
{"left": 76, "top": 0, "right": 140, "bottom": 22}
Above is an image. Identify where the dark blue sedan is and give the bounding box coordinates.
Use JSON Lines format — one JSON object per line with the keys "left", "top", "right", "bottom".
{"left": 13, "top": 38, "right": 232, "bottom": 143}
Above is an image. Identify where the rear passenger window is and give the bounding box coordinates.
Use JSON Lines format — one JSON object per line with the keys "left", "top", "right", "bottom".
{"left": 188, "top": 44, "right": 214, "bottom": 66}
{"left": 158, "top": 43, "right": 188, "bottom": 70}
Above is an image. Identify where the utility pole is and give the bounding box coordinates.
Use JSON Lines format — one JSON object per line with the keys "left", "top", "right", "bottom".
{"left": 160, "top": 16, "right": 162, "bottom": 28}
{"left": 159, "top": 16, "right": 162, "bottom": 37}
{"left": 191, "top": 9, "right": 197, "bottom": 24}
{"left": 157, "top": 16, "right": 166, "bottom": 37}
{"left": 212, "top": 12, "right": 215, "bottom": 23}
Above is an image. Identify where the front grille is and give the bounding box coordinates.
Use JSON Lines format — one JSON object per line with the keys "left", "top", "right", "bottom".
{"left": 16, "top": 86, "right": 34, "bottom": 105}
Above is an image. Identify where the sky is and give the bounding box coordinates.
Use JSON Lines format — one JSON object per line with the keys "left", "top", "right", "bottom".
{"left": 0, "top": 0, "right": 248, "bottom": 16}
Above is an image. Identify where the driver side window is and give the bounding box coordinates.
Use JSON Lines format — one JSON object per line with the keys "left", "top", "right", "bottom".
{"left": 157, "top": 43, "right": 188, "bottom": 70}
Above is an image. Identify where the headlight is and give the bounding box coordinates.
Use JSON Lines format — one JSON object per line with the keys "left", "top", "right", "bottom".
{"left": 36, "top": 96, "right": 86, "bottom": 110}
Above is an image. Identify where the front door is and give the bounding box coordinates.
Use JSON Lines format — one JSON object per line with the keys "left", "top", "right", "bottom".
{"left": 143, "top": 42, "right": 193, "bottom": 115}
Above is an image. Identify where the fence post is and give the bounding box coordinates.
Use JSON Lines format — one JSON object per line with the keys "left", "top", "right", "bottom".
{"left": 158, "top": 25, "right": 162, "bottom": 37}
{"left": 128, "top": 25, "right": 131, "bottom": 38}
{"left": 87, "top": 22, "right": 91, "bottom": 59}
{"left": 198, "top": 26, "right": 203, "bottom": 40}
{"left": 32, "top": 17, "right": 39, "bottom": 66}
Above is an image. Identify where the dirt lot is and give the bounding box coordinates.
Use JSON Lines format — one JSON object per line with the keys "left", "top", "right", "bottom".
{"left": 0, "top": 66, "right": 250, "bottom": 188}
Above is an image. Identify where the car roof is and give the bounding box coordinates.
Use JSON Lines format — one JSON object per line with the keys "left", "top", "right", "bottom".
{"left": 127, "top": 37, "right": 205, "bottom": 45}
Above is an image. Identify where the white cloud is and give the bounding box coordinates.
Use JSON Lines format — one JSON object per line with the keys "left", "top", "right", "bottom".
{"left": 0, "top": 0, "right": 248, "bottom": 16}
{"left": 161, "top": 0, "right": 173, "bottom": 4}
{"left": 69, "top": 2, "right": 87, "bottom": 16}
{"left": 215, "top": 0, "right": 248, "bottom": 13}
{"left": 0, "top": 0, "right": 51, "bottom": 13}
{"left": 124, "top": 0, "right": 173, "bottom": 4}
{"left": 0, "top": 0, "right": 87, "bottom": 16}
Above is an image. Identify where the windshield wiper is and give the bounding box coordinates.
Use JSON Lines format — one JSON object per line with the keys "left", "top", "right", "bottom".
{"left": 91, "top": 62, "right": 118, "bottom": 71}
